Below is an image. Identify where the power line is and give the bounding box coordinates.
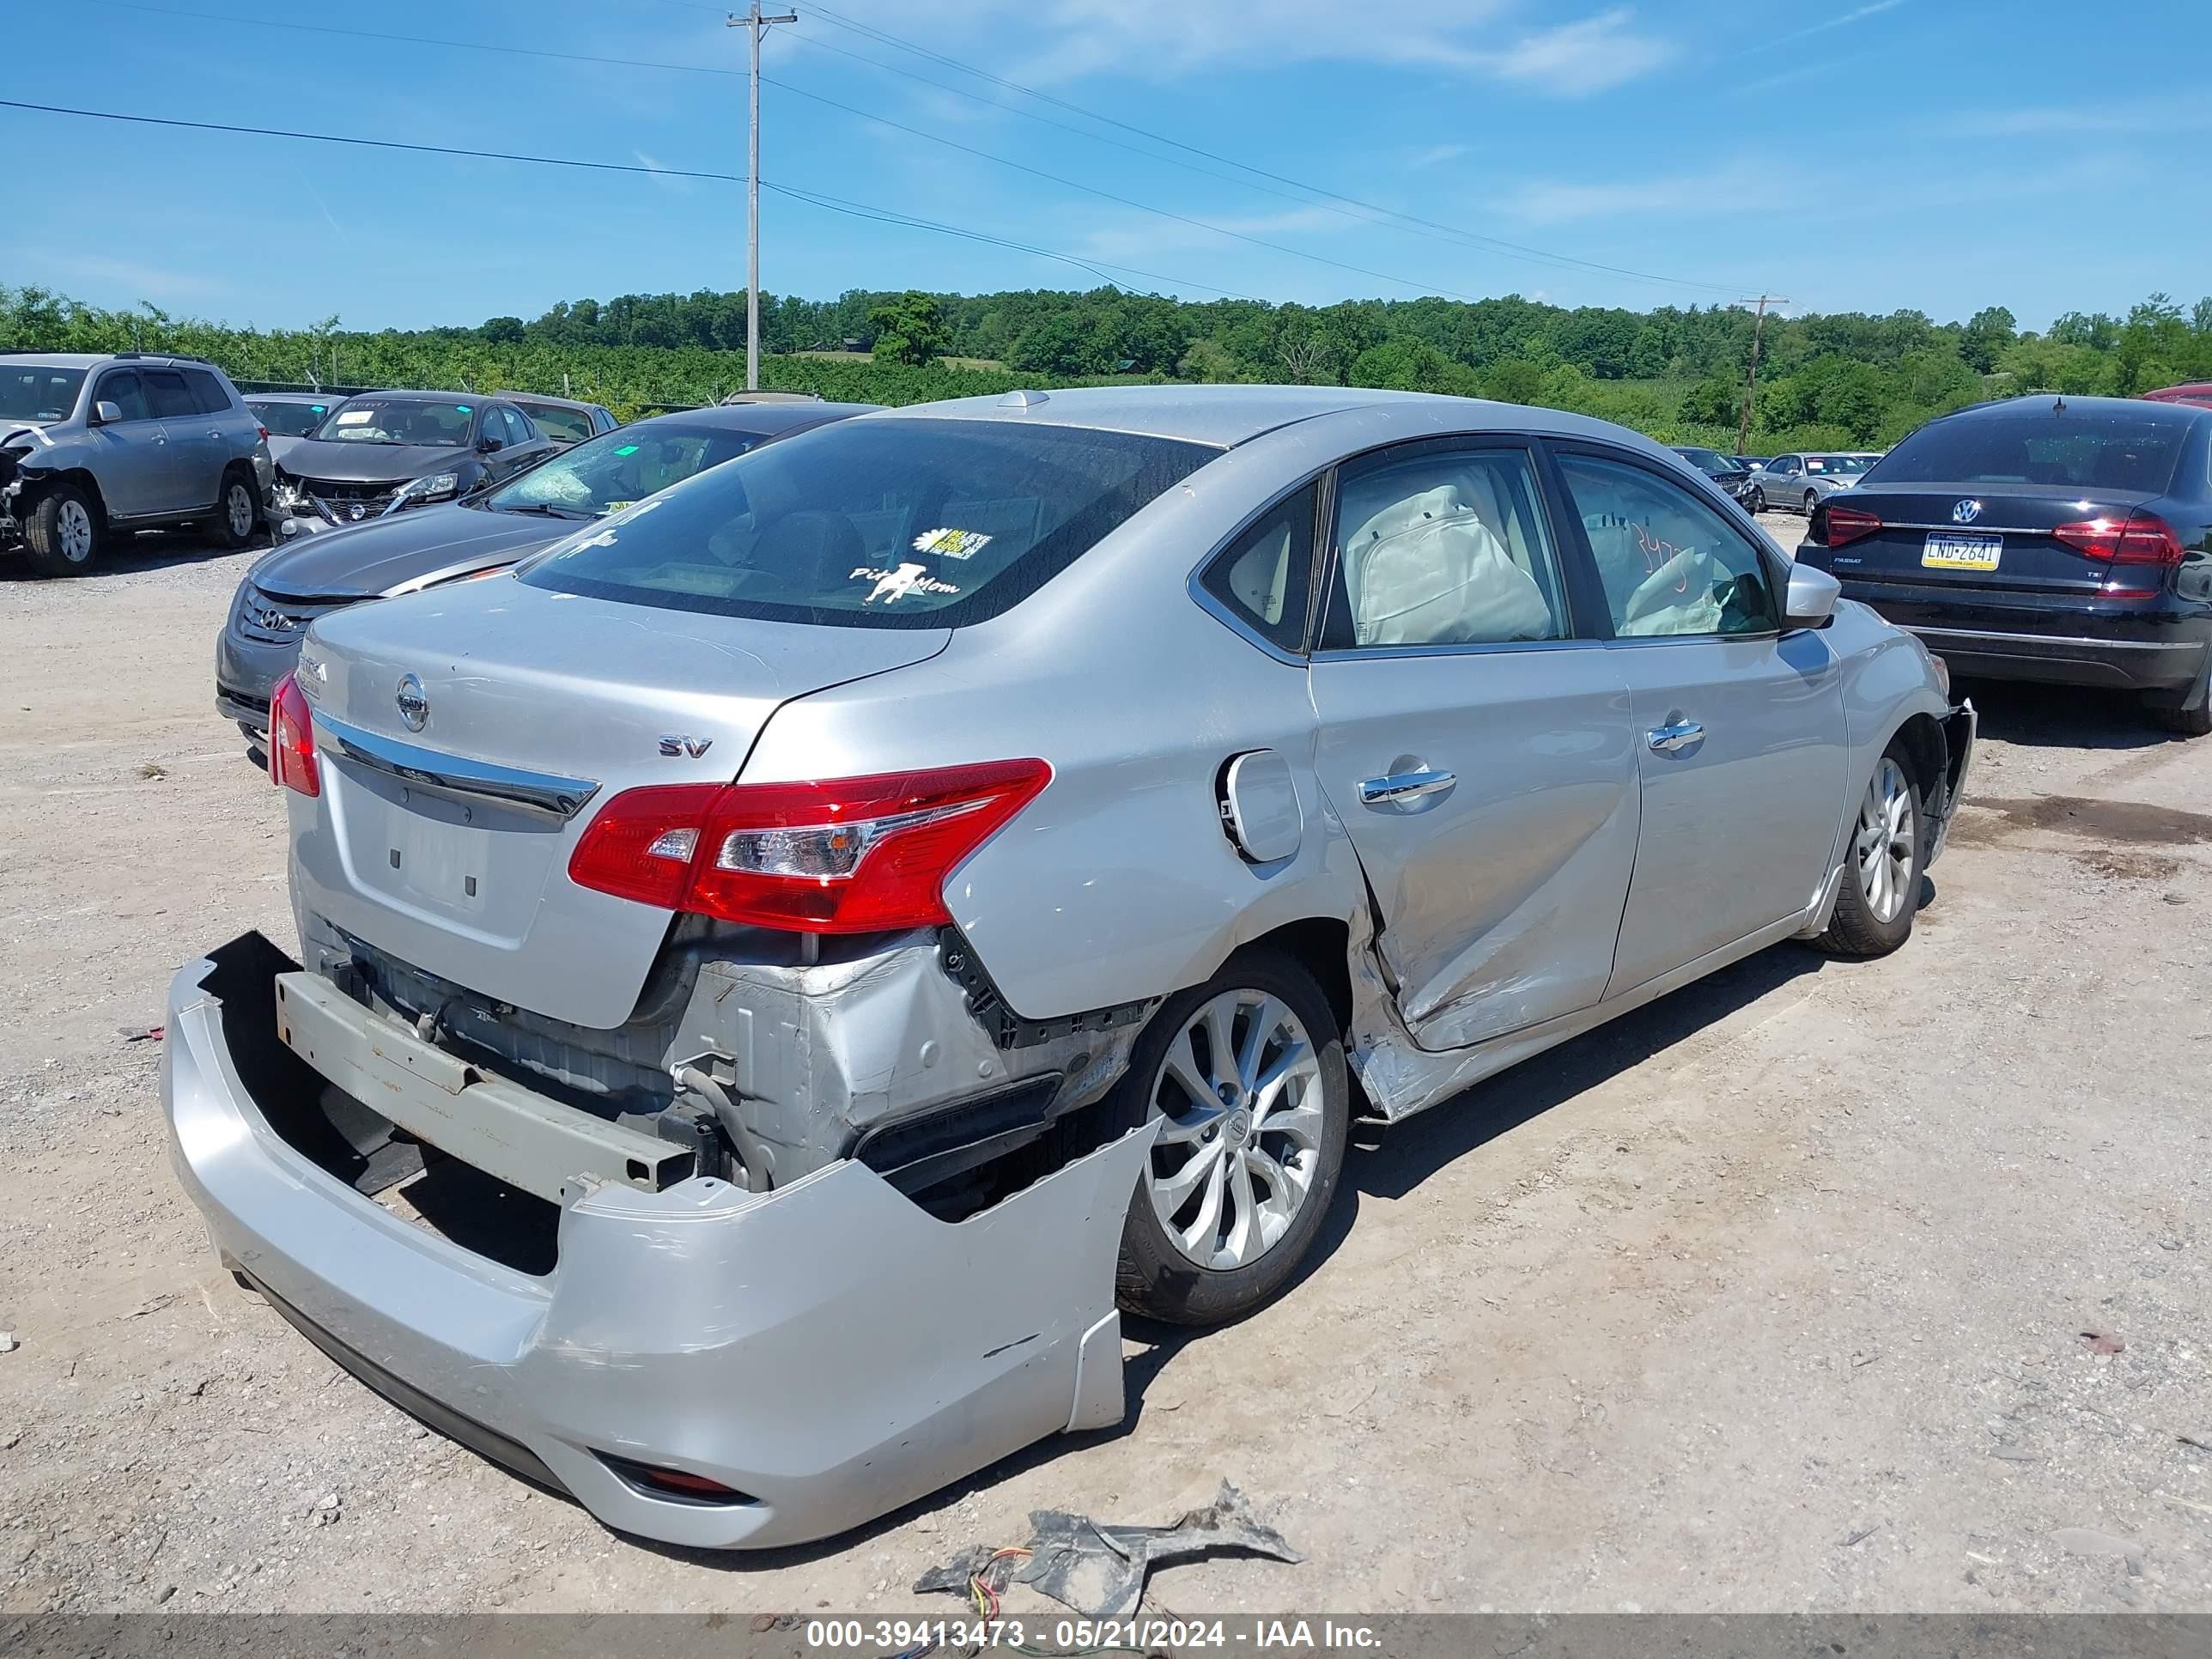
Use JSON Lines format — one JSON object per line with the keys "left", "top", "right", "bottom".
{"left": 752, "top": 72, "right": 1505, "bottom": 306}
{"left": 793, "top": 0, "right": 1747, "bottom": 296}
{"left": 90, "top": 0, "right": 1748, "bottom": 300}
{"left": 0, "top": 99, "right": 744, "bottom": 180}
{"left": 763, "top": 180, "right": 1264, "bottom": 300}
{"left": 0, "top": 95, "right": 1253, "bottom": 301}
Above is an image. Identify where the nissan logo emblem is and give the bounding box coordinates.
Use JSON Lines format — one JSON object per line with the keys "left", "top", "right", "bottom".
{"left": 395, "top": 673, "right": 429, "bottom": 732}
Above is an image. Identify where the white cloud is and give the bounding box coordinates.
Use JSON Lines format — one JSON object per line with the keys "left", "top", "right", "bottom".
{"left": 1953, "top": 106, "right": 2212, "bottom": 136}
{"left": 1407, "top": 143, "right": 1471, "bottom": 168}
{"left": 1490, "top": 163, "right": 1763, "bottom": 225}
{"left": 892, "top": 2, "right": 1674, "bottom": 97}
{"left": 52, "top": 257, "right": 227, "bottom": 302}
{"left": 634, "top": 152, "right": 695, "bottom": 195}
{"left": 1768, "top": 0, "right": 1908, "bottom": 48}
{"left": 1071, "top": 204, "right": 1346, "bottom": 261}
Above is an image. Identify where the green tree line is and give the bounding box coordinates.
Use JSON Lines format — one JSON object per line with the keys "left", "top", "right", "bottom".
{"left": 7, "top": 280, "right": 2209, "bottom": 453}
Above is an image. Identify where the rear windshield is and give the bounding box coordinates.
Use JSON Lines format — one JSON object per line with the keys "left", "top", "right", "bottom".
{"left": 249, "top": 398, "right": 331, "bottom": 436}
{"left": 1869, "top": 409, "right": 2185, "bottom": 493}
{"left": 1674, "top": 447, "right": 1734, "bottom": 475}
{"left": 514, "top": 402, "right": 595, "bottom": 443}
{"left": 517, "top": 417, "right": 1219, "bottom": 629}
{"left": 0, "top": 365, "right": 86, "bottom": 423}
{"left": 484, "top": 422, "right": 757, "bottom": 519}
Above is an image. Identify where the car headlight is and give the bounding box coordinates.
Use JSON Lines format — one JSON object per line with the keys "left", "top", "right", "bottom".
{"left": 395, "top": 471, "right": 461, "bottom": 506}
{"left": 274, "top": 479, "right": 307, "bottom": 512}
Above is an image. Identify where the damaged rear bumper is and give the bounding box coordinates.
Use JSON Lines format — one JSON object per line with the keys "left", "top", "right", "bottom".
{"left": 161, "top": 933, "right": 1152, "bottom": 1550}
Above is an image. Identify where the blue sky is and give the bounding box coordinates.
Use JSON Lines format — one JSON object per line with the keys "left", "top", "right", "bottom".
{"left": 9, "top": 0, "right": 2209, "bottom": 333}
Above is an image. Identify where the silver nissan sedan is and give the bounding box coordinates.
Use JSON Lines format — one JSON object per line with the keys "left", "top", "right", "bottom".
{"left": 161, "top": 385, "right": 1973, "bottom": 1550}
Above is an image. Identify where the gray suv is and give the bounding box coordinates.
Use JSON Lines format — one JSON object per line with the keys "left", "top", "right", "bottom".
{"left": 0, "top": 352, "right": 272, "bottom": 575}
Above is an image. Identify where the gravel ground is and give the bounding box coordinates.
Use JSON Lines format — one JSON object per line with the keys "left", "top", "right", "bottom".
{"left": 0, "top": 513, "right": 2207, "bottom": 1617}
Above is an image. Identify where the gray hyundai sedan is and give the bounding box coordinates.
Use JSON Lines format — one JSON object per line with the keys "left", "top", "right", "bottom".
{"left": 163, "top": 386, "right": 1972, "bottom": 1549}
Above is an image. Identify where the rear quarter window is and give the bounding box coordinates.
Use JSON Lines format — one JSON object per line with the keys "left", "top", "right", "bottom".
{"left": 519, "top": 418, "right": 1218, "bottom": 629}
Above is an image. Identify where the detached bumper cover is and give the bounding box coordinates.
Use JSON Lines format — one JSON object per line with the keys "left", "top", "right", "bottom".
{"left": 161, "top": 934, "right": 1151, "bottom": 1550}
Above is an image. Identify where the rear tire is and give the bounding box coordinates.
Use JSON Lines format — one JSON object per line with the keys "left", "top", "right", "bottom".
{"left": 1815, "top": 743, "right": 1923, "bottom": 958}
{"left": 214, "top": 468, "right": 261, "bottom": 550}
{"left": 22, "top": 483, "right": 100, "bottom": 576}
{"left": 1747, "top": 486, "right": 1767, "bottom": 514}
{"left": 1109, "top": 951, "right": 1349, "bottom": 1327}
{"left": 1803, "top": 489, "right": 1820, "bottom": 515}
{"left": 2147, "top": 695, "right": 2212, "bottom": 738}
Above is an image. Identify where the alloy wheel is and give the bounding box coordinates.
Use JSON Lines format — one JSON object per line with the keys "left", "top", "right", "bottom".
{"left": 1145, "top": 988, "right": 1324, "bottom": 1271}
{"left": 58, "top": 499, "right": 93, "bottom": 562}
{"left": 228, "top": 483, "right": 256, "bottom": 538}
{"left": 1855, "top": 757, "right": 1916, "bottom": 923}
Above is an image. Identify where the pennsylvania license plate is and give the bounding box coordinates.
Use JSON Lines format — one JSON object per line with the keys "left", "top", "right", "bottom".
{"left": 1922, "top": 532, "right": 2002, "bottom": 571}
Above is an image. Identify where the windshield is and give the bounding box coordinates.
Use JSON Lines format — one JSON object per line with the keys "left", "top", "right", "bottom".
{"left": 311, "top": 398, "right": 476, "bottom": 447}
{"left": 519, "top": 417, "right": 1218, "bottom": 629}
{"left": 1675, "top": 447, "right": 1734, "bottom": 475}
{"left": 0, "top": 365, "right": 87, "bottom": 423}
{"left": 249, "top": 398, "right": 331, "bottom": 437}
{"left": 1867, "top": 410, "right": 2185, "bottom": 493}
{"left": 486, "top": 422, "right": 759, "bottom": 519}
{"left": 514, "top": 402, "right": 594, "bottom": 443}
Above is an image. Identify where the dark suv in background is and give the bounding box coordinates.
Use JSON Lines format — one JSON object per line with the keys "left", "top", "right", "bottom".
{"left": 2, "top": 351, "right": 272, "bottom": 574}
{"left": 1796, "top": 395, "right": 2212, "bottom": 734}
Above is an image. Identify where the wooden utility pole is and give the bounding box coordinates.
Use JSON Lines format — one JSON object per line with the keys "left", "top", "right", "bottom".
{"left": 730, "top": 4, "right": 798, "bottom": 391}
{"left": 1736, "top": 295, "right": 1788, "bottom": 456}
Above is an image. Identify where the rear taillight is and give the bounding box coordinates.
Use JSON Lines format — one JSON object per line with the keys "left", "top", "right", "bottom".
{"left": 1819, "top": 503, "right": 1882, "bottom": 547}
{"left": 567, "top": 760, "right": 1051, "bottom": 933}
{"left": 2053, "top": 512, "right": 2185, "bottom": 567}
{"left": 256, "top": 424, "right": 270, "bottom": 442}
{"left": 268, "top": 672, "right": 319, "bottom": 797}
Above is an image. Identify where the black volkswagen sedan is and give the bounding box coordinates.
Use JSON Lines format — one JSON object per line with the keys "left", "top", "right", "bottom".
{"left": 218, "top": 398, "right": 876, "bottom": 736}
{"left": 270, "top": 392, "right": 562, "bottom": 534}
{"left": 1796, "top": 395, "right": 2212, "bottom": 735}
{"left": 1672, "top": 445, "right": 1753, "bottom": 504}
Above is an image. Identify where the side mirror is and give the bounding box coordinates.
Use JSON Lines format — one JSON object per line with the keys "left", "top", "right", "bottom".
{"left": 477, "top": 434, "right": 503, "bottom": 453}
{"left": 92, "top": 400, "right": 124, "bottom": 425}
{"left": 1784, "top": 562, "right": 1842, "bottom": 629}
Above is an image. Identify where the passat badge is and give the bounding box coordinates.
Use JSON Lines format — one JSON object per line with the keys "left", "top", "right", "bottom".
{"left": 395, "top": 674, "right": 429, "bottom": 732}
{"left": 1952, "top": 499, "right": 1983, "bottom": 525}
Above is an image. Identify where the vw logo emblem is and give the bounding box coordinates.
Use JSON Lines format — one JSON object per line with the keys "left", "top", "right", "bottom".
{"left": 395, "top": 673, "right": 429, "bottom": 732}
{"left": 1952, "top": 498, "right": 1983, "bottom": 525}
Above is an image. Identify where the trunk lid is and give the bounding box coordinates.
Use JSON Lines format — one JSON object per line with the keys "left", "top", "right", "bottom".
{"left": 1813, "top": 483, "right": 2164, "bottom": 596}
{"left": 290, "top": 576, "right": 951, "bottom": 1028}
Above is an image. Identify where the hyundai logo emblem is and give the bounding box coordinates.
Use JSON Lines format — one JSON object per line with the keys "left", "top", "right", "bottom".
{"left": 1952, "top": 498, "right": 1983, "bottom": 525}
{"left": 395, "top": 673, "right": 429, "bottom": 732}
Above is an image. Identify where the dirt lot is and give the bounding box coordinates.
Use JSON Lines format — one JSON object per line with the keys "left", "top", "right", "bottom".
{"left": 1, "top": 515, "right": 2208, "bottom": 1617}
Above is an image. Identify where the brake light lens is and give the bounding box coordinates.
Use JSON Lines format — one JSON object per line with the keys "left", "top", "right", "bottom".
{"left": 1820, "top": 503, "right": 1883, "bottom": 547}
{"left": 268, "top": 672, "right": 319, "bottom": 797}
{"left": 567, "top": 760, "right": 1052, "bottom": 933}
{"left": 2052, "top": 512, "right": 2185, "bottom": 567}
{"left": 256, "top": 424, "right": 270, "bottom": 442}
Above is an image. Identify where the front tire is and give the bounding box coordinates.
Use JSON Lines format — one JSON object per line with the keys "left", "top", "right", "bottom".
{"left": 215, "top": 468, "right": 261, "bottom": 550}
{"left": 1110, "top": 952, "right": 1349, "bottom": 1326}
{"left": 1803, "top": 489, "right": 1820, "bottom": 515}
{"left": 1816, "top": 744, "right": 1923, "bottom": 958}
{"left": 1747, "top": 486, "right": 1766, "bottom": 514}
{"left": 23, "top": 483, "right": 100, "bottom": 576}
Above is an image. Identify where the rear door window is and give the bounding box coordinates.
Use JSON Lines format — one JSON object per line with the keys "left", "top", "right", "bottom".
{"left": 143, "top": 370, "right": 198, "bottom": 420}
{"left": 520, "top": 417, "right": 1218, "bottom": 629}
{"left": 1869, "top": 410, "right": 2185, "bottom": 492}
{"left": 519, "top": 402, "right": 593, "bottom": 443}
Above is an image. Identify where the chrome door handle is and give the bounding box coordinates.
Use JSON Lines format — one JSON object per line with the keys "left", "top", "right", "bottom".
{"left": 1647, "top": 720, "right": 1705, "bottom": 753}
{"left": 1359, "top": 768, "right": 1456, "bottom": 805}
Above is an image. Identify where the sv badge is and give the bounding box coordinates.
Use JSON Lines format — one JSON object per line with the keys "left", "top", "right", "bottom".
{"left": 658, "top": 734, "right": 714, "bottom": 758}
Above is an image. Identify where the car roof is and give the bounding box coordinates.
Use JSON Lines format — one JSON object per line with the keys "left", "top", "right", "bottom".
{"left": 246, "top": 391, "right": 337, "bottom": 404}
{"left": 633, "top": 399, "right": 880, "bottom": 436}
{"left": 1936, "top": 393, "right": 2209, "bottom": 429}
{"left": 866, "top": 383, "right": 1650, "bottom": 449}
{"left": 0, "top": 352, "right": 210, "bottom": 370}
{"left": 508, "top": 392, "right": 609, "bottom": 412}
{"left": 336, "top": 389, "right": 494, "bottom": 404}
